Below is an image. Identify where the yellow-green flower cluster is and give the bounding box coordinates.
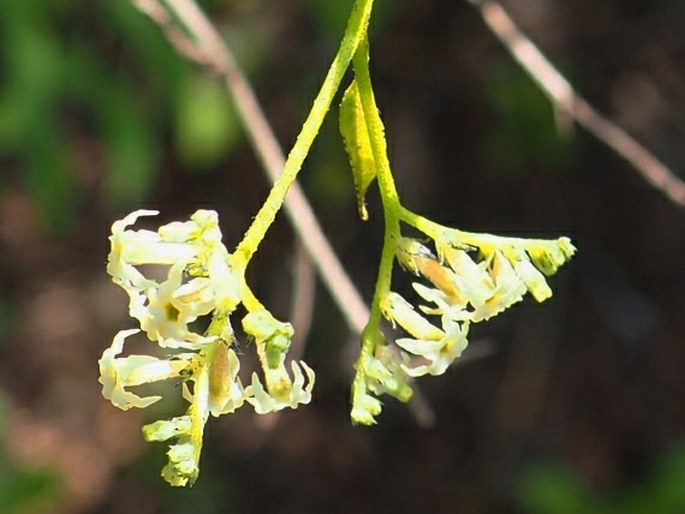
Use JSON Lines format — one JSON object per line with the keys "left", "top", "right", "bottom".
{"left": 351, "top": 229, "right": 575, "bottom": 424}
{"left": 99, "top": 210, "right": 314, "bottom": 486}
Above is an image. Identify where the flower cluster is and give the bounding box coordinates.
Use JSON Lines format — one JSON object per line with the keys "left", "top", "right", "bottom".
{"left": 350, "top": 328, "right": 413, "bottom": 425}
{"left": 99, "top": 210, "right": 314, "bottom": 486}
{"left": 351, "top": 229, "right": 575, "bottom": 424}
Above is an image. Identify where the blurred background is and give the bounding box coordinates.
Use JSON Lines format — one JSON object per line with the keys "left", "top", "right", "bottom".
{"left": 1, "top": 0, "right": 684, "bottom": 512}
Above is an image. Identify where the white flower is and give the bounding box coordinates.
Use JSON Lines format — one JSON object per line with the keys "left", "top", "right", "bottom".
{"left": 98, "top": 329, "right": 190, "bottom": 410}
{"left": 350, "top": 374, "right": 383, "bottom": 425}
{"left": 136, "top": 262, "right": 217, "bottom": 349}
{"left": 382, "top": 292, "right": 443, "bottom": 340}
{"left": 508, "top": 248, "right": 552, "bottom": 302}
{"left": 107, "top": 210, "right": 197, "bottom": 292}
{"left": 381, "top": 292, "right": 470, "bottom": 377}
{"left": 396, "top": 316, "right": 469, "bottom": 377}
{"left": 245, "top": 361, "right": 315, "bottom": 414}
{"left": 103, "top": 209, "right": 317, "bottom": 486}
{"left": 438, "top": 245, "right": 496, "bottom": 309}
{"left": 470, "top": 250, "right": 527, "bottom": 322}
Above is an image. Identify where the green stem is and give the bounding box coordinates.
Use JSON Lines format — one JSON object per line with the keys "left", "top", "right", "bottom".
{"left": 400, "top": 205, "right": 571, "bottom": 252}
{"left": 352, "top": 37, "right": 401, "bottom": 334}
{"left": 399, "top": 205, "right": 450, "bottom": 240}
{"left": 231, "top": 0, "right": 375, "bottom": 273}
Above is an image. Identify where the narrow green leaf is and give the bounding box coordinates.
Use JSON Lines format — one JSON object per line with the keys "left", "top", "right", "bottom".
{"left": 339, "top": 79, "right": 377, "bottom": 220}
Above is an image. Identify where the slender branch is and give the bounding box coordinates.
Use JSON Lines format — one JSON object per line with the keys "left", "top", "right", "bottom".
{"left": 468, "top": 0, "right": 685, "bottom": 207}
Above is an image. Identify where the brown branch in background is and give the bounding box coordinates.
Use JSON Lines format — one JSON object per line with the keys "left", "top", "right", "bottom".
{"left": 289, "top": 244, "right": 317, "bottom": 360}
{"left": 133, "top": 0, "right": 211, "bottom": 65}
{"left": 468, "top": 0, "right": 685, "bottom": 207}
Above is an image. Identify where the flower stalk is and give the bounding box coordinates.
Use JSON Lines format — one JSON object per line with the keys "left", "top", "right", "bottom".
{"left": 104, "top": 0, "right": 576, "bottom": 485}
{"left": 342, "top": 36, "right": 575, "bottom": 424}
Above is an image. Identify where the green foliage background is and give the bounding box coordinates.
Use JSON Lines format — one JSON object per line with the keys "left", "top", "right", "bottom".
{"left": 1, "top": 0, "right": 684, "bottom": 512}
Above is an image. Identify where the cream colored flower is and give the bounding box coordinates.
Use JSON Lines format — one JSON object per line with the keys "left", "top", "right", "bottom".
{"left": 107, "top": 210, "right": 197, "bottom": 292}
{"left": 382, "top": 292, "right": 470, "bottom": 377}
{"left": 470, "top": 250, "right": 527, "bottom": 322}
{"left": 240, "top": 310, "right": 316, "bottom": 413}
{"left": 98, "top": 329, "right": 190, "bottom": 410}
{"left": 103, "top": 209, "right": 315, "bottom": 486}
{"left": 396, "top": 237, "right": 568, "bottom": 324}
{"left": 505, "top": 247, "right": 552, "bottom": 302}
{"left": 136, "top": 262, "right": 217, "bottom": 349}
{"left": 396, "top": 315, "right": 468, "bottom": 377}
{"left": 245, "top": 361, "right": 315, "bottom": 414}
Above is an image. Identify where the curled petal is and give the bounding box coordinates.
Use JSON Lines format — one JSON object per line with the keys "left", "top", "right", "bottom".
{"left": 110, "top": 210, "right": 197, "bottom": 268}
{"left": 135, "top": 262, "right": 217, "bottom": 348}
{"left": 246, "top": 373, "right": 275, "bottom": 415}
{"left": 245, "top": 361, "right": 315, "bottom": 414}
{"left": 382, "top": 292, "right": 443, "bottom": 341}
{"left": 471, "top": 251, "right": 526, "bottom": 322}
{"left": 99, "top": 329, "right": 177, "bottom": 410}
{"left": 440, "top": 247, "right": 496, "bottom": 308}
{"left": 108, "top": 211, "right": 159, "bottom": 291}
{"left": 413, "top": 283, "right": 471, "bottom": 321}
{"left": 398, "top": 318, "right": 470, "bottom": 377}
{"left": 511, "top": 252, "right": 552, "bottom": 302}
{"left": 350, "top": 385, "right": 383, "bottom": 426}
{"left": 288, "top": 360, "right": 315, "bottom": 406}
{"left": 111, "top": 209, "right": 160, "bottom": 233}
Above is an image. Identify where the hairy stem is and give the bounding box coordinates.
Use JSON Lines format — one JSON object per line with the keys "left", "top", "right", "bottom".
{"left": 352, "top": 37, "right": 401, "bottom": 333}
{"left": 400, "top": 205, "right": 570, "bottom": 251}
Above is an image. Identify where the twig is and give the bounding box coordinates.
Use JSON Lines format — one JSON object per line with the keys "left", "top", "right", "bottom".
{"left": 468, "top": 0, "right": 685, "bottom": 207}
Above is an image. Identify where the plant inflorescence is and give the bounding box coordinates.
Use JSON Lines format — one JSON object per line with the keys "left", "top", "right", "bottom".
{"left": 98, "top": 0, "right": 575, "bottom": 486}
